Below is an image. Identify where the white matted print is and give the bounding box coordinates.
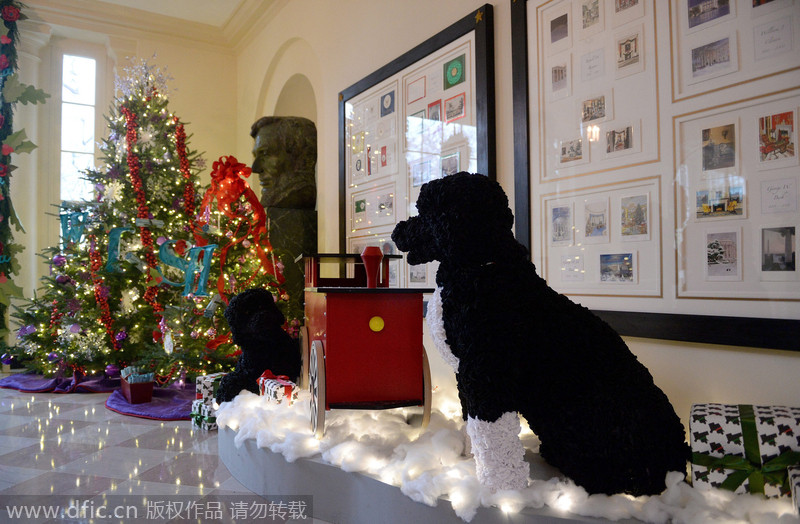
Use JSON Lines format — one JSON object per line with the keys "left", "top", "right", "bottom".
{"left": 757, "top": 108, "right": 797, "bottom": 169}
{"left": 558, "top": 134, "right": 590, "bottom": 167}
{"left": 705, "top": 227, "right": 742, "bottom": 281}
{"left": 583, "top": 197, "right": 610, "bottom": 244}
{"left": 580, "top": 48, "right": 606, "bottom": 82}
{"left": 753, "top": 16, "right": 794, "bottom": 61}
{"left": 686, "top": 0, "right": 735, "bottom": 34}
{"left": 560, "top": 252, "right": 585, "bottom": 282}
{"left": 695, "top": 175, "right": 746, "bottom": 221}
{"left": 605, "top": 120, "right": 640, "bottom": 157}
{"left": 545, "top": 4, "right": 572, "bottom": 55}
{"left": 612, "top": 0, "right": 645, "bottom": 28}
{"left": 620, "top": 193, "right": 650, "bottom": 241}
{"left": 350, "top": 184, "right": 396, "bottom": 231}
{"left": 548, "top": 53, "right": 572, "bottom": 101}
{"left": 615, "top": 24, "right": 645, "bottom": 79}
{"left": 440, "top": 150, "right": 460, "bottom": 177}
{"left": 760, "top": 224, "right": 797, "bottom": 280}
{"left": 761, "top": 176, "right": 798, "bottom": 215}
{"left": 580, "top": 90, "right": 613, "bottom": 124}
{"left": 444, "top": 92, "right": 466, "bottom": 123}
{"left": 688, "top": 32, "right": 739, "bottom": 85}
{"left": 600, "top": 252, "right": 637, "bottom": 283}
{"left": 549, "top": 201, "right": 574, "bottom": 246}
{"left": 576, "top": 0, "right": 604, "bottom": 40}
{"left": 701, "top": 120, "right": 738, "bottom": 175}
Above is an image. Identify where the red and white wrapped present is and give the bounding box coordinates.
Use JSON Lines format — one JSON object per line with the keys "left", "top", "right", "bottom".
{"left": 257, "top": 370, "right": 298, "bottom": 405}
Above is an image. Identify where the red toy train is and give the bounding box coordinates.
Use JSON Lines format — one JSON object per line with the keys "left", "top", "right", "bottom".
{"left": 299, "top": 248, "right": 432, "bottom": 437}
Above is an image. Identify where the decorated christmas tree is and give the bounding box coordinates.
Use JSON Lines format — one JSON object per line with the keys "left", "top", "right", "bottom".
{"left": 11, "top": 59, "right": 295, "bottom": 383}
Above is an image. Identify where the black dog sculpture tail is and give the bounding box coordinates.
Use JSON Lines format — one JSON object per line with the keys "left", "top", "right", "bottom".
{"left": 215, "top": 288, "right": 301, "bottom": 404}
{"left": 392, "top": 172, "right": 689, "bottom": 496}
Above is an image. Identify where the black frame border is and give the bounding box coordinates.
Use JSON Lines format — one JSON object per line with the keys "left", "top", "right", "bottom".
{"left": 339, "top": 4, "right": 496, "bottom": 253}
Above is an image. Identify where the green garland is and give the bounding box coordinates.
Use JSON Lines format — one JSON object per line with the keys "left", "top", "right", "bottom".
{"left": 0, "top": 1, "right": 49, "bottom": 349}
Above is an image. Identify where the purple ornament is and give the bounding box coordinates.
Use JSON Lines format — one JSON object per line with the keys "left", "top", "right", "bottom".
{"left": 17, "top": 324, "right": 36, "bottom": 338}
{"left": 190, "top": 331, "right": 199, "bottom": 339}
{"left": 1, "top": 353, "right": 12, "bottom": 365}
{"left": 69, "top": 323, "right": 82, "bottom": 334}
{"left": 105, "top": 364, "right": 120, "bottom": 377}
{"left": 55, "top": 274, "right": 72, "bottom": 285}
{"left": 115, "top": 330, "right": 128, "bottom": 342}
{"left": 157, "top": 236, "right": 167, "bottom": 246}
{"left": 47, "top": 352, "right": 59, "bottom": 362}
{"left": 52, "top": 255, "right": 66, "bottom": 267}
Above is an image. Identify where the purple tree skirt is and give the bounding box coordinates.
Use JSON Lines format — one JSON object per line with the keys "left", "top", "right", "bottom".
{"left": 105, "top": 385, "right": 195, "bottom": 421}
{"left": 0, "top": 372, "right": 119, "bottom": 393}
{"left": 0, "top": 372, "right": 194, "bottom": 420}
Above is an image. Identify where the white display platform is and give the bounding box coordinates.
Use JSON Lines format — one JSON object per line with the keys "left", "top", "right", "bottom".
{"left": 218, "top": 426, "right": 640, "bottom": 523}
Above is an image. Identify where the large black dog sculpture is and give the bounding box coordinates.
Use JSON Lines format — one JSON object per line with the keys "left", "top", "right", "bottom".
{"left": 215, "top": 288, "right": 301, "bottom": 404}
{"left": 391, "top": 173, "right": 688, "bottom": 495}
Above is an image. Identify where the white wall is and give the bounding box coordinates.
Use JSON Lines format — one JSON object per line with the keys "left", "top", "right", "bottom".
{"left": 236, "top": 0, "right": 800, "bottom": 429}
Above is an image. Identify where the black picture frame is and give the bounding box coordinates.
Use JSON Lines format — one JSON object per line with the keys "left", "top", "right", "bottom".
{"left": 338, "top": 4, "right": 496, "bottom": 255}
{"left": 510, "top": 0, "right": 799, "bottom": 352}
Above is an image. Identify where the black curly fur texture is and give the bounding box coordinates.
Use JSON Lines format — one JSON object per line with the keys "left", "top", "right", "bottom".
{"left": 391, "top": 172, "right": 689, "bottom": 496}
{"left": 214, "top": 288, "right": 301, "bottom": 404}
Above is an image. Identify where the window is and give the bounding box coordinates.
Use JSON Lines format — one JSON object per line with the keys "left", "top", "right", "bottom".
{"left": 60, "top": 54, "right": 96, "bottom": 203}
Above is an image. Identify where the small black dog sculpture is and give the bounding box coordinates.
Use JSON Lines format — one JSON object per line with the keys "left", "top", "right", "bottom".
{"left": 215, "top": 288, "right": 301, "bottom": 404}
{"left": 391, "top": 172, "right": 689, "bottom": 495}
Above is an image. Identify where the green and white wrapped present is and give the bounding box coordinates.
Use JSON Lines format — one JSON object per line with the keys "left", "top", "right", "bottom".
{"left": 195, "top": 372, "right": 226, "bottom": 404}
{"left": 191, "top": 398, "right": 217, "bottom": 431}
{"left": 690, "top": 403, "right": 800, "bottom": 498}
{"left": 790, "top": 466, "right": 800, "bottom": 515}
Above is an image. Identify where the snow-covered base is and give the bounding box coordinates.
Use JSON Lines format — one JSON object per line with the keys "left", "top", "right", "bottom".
{"left": 216, "top": 391, "right": 799, "bottom": 523}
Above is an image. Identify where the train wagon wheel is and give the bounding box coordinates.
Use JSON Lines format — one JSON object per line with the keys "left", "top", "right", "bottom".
{"left": 421, "top": 347, "right": 432, "bottom": 428}
{"left": 298, "top": 325, "right": 310, "bottom": 389}
{"left": 309, "top": 340, "right": 326, "bottom": 438}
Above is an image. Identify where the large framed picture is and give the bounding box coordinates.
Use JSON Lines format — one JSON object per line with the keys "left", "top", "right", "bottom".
{"left": 511, "top": 0, "right": 799, "bottom": 351}
{"left": 339, "top": 5, "right": 495, "bottom": 287}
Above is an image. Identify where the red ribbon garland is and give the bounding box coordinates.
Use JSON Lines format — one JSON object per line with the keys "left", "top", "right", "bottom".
{"left": 121, "top": 104, "right": 163, "bottom": 314}
{"left": 198, "top": 156, "right": 285, "bottom": 304}
{"left": 174, "top": 119, "right": 199, "bottom": 236}
{"left": 89, "top": 235, "right": 119, "bottom": 350}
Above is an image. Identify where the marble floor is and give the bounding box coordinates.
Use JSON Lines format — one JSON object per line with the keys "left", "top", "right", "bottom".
{"left": 0, "top": 373, "right": 325, "bottom": 523}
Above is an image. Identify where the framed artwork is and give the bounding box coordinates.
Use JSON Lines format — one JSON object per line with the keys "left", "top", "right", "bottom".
{"left": 704, "top": 227, "right": 742, "bottom": 281}
{"left": 548, "top": 53, "right": 572, "bottom": 100}
{"left": 669, "top": 0, "right": 800, "bottom": 102}
{"left": 539, "top": 176, "right": 661, "bottom": 298}
{"left": 675, "top": 90, "right": 800, "bottom": 303}
{"left": 576, "top": 0, "right": 604, "bottom": 40}
{"left": 545, "top": 4, "right": 572, "bottom": 55}
{"left": 340, "top": 5, "right": 495, "bottom": 287}
{"left": 757, "top": 109, "right": 797, "bottom": 170}
{"left": 620, "top": 192, "right": 650, "bottom": 241}
{"left": 600, "top": 252, "right": 637, "bottom": 284}
{"left": 512, "top": 0, "right": 800, "bottom": 350}
{"left": 583, "top": 197, "right": 610, "bottom": 244}
{"left": 612, "top": 0, "right": 645, "bottom": 27}
{"left": 686, "top": 0, "right": 735, "bottom": 34}
{"left": 615, "top": 24, "right": 645, "bottom": 79}
{"left": 759, "top": 225, "right": 797, "bottom": 281}
{"left": 580, "top": 90, "right": 613, "bottom": 124}
{"left": 604, "top": 120, "right": 640, "bottom": 157}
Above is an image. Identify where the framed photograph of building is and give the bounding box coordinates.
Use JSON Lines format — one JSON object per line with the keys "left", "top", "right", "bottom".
{"left": 688, "top": 33, "right": 739, "bottom": 85}
{"left": 704, "top": 227, "right": 742, "bottom": 281}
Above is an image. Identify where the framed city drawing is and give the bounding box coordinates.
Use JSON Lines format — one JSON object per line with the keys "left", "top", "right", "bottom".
{"left": 511, "top": 0, "right": 799, "bottom": 350}
{"left": 340, "top": 5, "right": 495, "bottom": 288}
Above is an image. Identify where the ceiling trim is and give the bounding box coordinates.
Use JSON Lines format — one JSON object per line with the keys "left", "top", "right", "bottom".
{"left": 23, "top": 0, "right": 280, "bottom": 52}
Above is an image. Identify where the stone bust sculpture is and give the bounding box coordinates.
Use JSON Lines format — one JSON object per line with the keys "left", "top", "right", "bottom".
{"left": 250, "top": 116, "right": 317, "bottom": 209}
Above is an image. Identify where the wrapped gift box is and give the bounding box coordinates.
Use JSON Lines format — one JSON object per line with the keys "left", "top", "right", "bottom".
{"left": 195, "top": 372, "right": 226, "bottom": 404}
{"left": 790, "top": 466, "right": 800, "bottom": 515}
{"left": 257, "top": 370, "right": 298, "bottom": 405}
{"left": 690, "top": 403, "right": 800, "bottom": 498}
{"left": 191, "top": 398, "right": 218, "bottom": 430}
{"left": 121, "top": 376, "right": 154, "bottom": 404}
